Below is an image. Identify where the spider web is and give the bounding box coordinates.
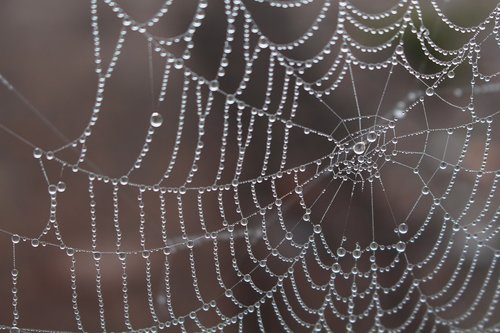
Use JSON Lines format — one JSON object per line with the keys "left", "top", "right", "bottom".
{"left": 0, "top": 0, "right": 500, "bottom": 332}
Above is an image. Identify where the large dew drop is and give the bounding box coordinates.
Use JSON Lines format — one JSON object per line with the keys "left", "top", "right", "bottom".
{"left": 396, "top": 241, "right": 406, "bottom": 252}
{"left": 150, "top": 112, "right": 164, "bottom": 128}
{"left": 353, "top": 142, "right": 366, "bottom": 155}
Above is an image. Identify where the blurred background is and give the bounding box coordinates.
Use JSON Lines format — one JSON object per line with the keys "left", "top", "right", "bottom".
{"left": 0, "top": 0, "right": 499, "bottom": 332}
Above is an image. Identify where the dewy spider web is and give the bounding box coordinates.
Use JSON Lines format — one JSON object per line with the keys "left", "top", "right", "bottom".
{"left": 0, "top": 0, "right": 499, "bottom": 332}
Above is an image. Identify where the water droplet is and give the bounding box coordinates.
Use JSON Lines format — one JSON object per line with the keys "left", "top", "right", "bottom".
{"left": 150, "top": 112, "right": 163, "bottom": 127}
{"left": 66, "top": 248, "right": 75, "bottom": 256}
{"left": 31, "top": 239, "right": 40, "bottom": 247}
{"left": 395, "top": 241, "right": 406, "bottom": 252}
{"left": 332, "top": 263, "right": 341, "bottom": 273}
{"left": 366, "top": 131, "right": 377, "bottom": 142}
{"left": 447, "top": 70, "right": 455, "bottom": 78}
{"left": 57, "top": 181, "right": 66, "bottom": 192}
{"left": 258, "top": 37, "right": 269, "bottom": 49}
{"left": 421, "top": 186, "right": 429, "bottom": 195}
{"left": 353, "top": 142, "right": 366, "bottom": 155}
{"left": 209, "top": 80, "right": 219, "bottom": 92}
{"left": 119, "top": 176, "right": 129, "bottom": 185}
{"left": 33, "top": 147, "right": 43, "bottom": 159}
{"left": 179, "top": 186, "right": 187, "bottom": 195}
{"left": 48, "top": 184, "right": 57, "bottom": 195}
{"left": 425, "top": 87, "right": 435, "bottom": 96}
{"left": 313, "top": 225, "right": 322, "bottom": 234}
{"left": 370, "top": 241, "right": 378, "bottom": 250}
{"left": 11, "top": 234, "right": 20, "bottom": 244}
{"left": 294, "top": 186, "right": 303, "bottom": 194}
{"left": 174, "top": 58, "right": 183, "bottom": 69}
{"left": 398, "top": 223, "right": 408, "bottom": 234}
{"left": 93, "top": 252, "right": 101, "bottom": 261}
{"left": 337, "top": 247, "right": 346, "bottom": 257}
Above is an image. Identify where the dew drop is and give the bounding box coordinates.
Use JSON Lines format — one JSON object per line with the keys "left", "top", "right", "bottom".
{"left": 150, "top": 112, "right": 163, "bottom": 127}
{"left": 11, "top": 234, "right": 20, "bottom": 244}
{"left": 421, "top": 186, "right": 429, "bottom": 195}
{"left": 398, "top": 223, "right": 408, "bottom": 234}
{"left": 366, "top": 131, "right": 377, "bottom": 143}
{"left": 425, "top": 87, "right": 435, "bottom": 96}
{"left": 313, "top": 225, "right": 322, "bottom": 234}
{"left": 353, "top": 142, "right": 366, "bottom": 155}
{"left": 48, "top": 184, "right": 58, "bottom": 195}
{"left": 174, "top": 58, "right": 183, "bottom": 69}
{"left": 33, "top": 147, "right": 43, "bottom": 159}
{"left": 119, "top": 176, "right": 129, "bottom": 186}
{"left": 395, "top": 241, "right": 406, "bottom": 252}
{"left": 179, "top": 186, "right": 187, "bottom": 195}
{"left": 337, "top": 247, "right": 346, "bottom": 257}
{"left": 57, "top": 181, "right": 66, "bottom": 193}
{"left": 209, "top": 80, "right": 219, "bottom": 92}
{"left": 258, "top": 36, "right": 269, "bottom": 49}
